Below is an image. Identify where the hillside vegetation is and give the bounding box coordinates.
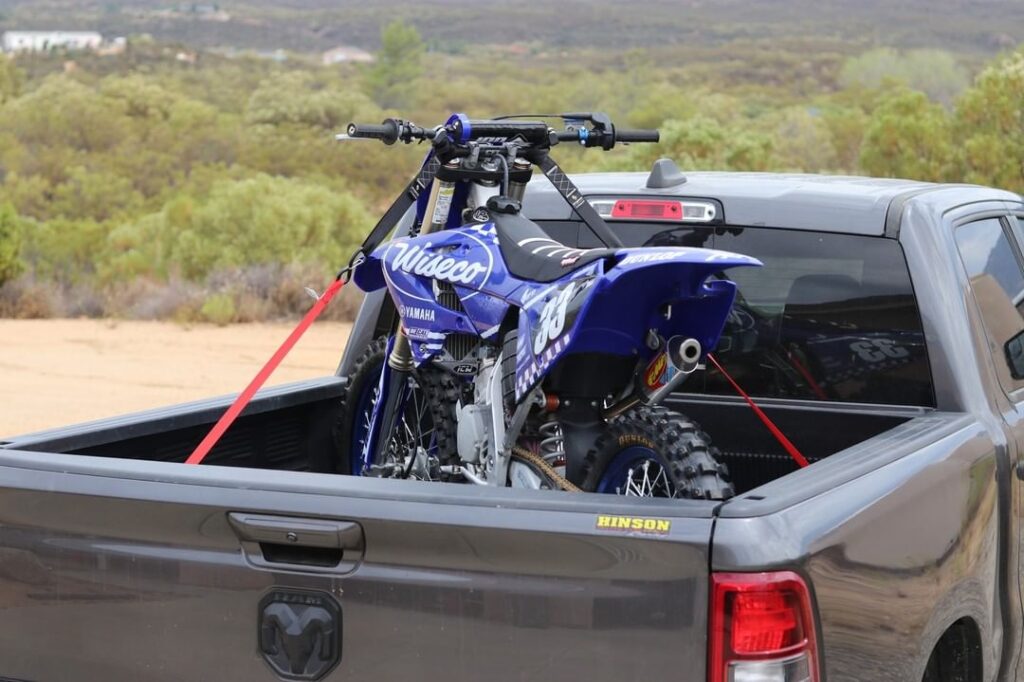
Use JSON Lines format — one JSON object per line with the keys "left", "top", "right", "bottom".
{"left": 0, "top": 2, "right": 1022, "bottom": 322}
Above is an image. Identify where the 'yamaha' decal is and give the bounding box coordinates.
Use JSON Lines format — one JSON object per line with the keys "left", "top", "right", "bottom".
{"left": 399, "top": 305, "right": 435, "bottom": 322}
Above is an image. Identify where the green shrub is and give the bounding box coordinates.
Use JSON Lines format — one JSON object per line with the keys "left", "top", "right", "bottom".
{"left": 199, "top": 293, "right": 236, "bottom": 326}
{"left": 0, "top": 203, "right": 25, "bottom": 287}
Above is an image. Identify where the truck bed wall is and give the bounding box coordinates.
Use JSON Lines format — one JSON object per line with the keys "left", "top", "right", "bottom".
{"left": 668, "top": 396, "right": 911, "bottom": 493}
{"left": 6, "top": 378, "right": 345, "bottom": 475}
{"left": 11, "top": 380, "right": 909, "bottom": 495}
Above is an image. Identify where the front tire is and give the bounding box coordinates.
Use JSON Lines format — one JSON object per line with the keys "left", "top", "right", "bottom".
{"left": 579, "top": 406, "right": 734, "bottom": 499}
{"left": 335, "top": 337, "right": 458, "bottom": 477}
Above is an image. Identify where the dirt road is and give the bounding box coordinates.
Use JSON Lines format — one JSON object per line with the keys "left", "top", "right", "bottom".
{"left": 0, "top": 319, "right": 352, "bottom": 437}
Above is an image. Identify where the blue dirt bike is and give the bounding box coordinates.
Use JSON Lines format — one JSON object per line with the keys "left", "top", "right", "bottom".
{"left": 336, "top": 113, "right": 760, "bottom": 498}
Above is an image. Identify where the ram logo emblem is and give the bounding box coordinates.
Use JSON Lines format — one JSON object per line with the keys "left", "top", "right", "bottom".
{"left": 259, "top": 590, "right": 342, "bottom": 681}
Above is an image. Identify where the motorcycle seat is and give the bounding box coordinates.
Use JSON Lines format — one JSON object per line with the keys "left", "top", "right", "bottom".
{"left": 491, "top": 211, "right": 616, "bottom": 282}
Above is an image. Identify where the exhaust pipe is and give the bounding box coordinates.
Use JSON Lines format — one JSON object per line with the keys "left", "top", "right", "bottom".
{"left": 641, "top": 336, "right": 702, "bottom": 404}
{"left": 603, "top": 336, "right": 702, "bottom": 419}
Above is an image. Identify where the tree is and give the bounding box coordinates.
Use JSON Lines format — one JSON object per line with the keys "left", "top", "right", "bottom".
{"left": 839, "top": 48, "right": 969, "bottom": 106}
{"left": 0, "top": 54, "right": 22, "bottom": 105}
{"left": 610, "top": 116, "right": 774, "bottom": 173}
{"left": 166, "top": 175, "right": 372, "bottom": 279}
{"left": 955, "top": 48, "right": 1024, "bottom": 192}
{"left": 246, "top": 71, "right": 379, "bottom": 129}
{"left": 821, "top": 105, "right": 869, "bottom": 173}
{"left": 859, "top": 88, "right": 954, "bottom": 181}
{"left": 771, "top": 107, "right": 838, "bottom": 173}
{"left": 366, "top": 20, "right": 425, "bottom": 109}
{"left": 0, "top": 203, "right": 23, "bottom": 286}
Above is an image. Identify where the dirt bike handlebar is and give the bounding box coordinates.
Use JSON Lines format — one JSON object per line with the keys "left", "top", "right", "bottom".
{"left": 344, "top": 114, "right": 658, "bottom": 151}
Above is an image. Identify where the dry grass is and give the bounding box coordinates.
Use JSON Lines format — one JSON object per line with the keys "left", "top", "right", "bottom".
{"left": 0, "top": 263, "right": 366, "bottom": 325}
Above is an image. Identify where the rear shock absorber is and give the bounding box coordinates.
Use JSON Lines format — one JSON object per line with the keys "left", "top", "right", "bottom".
{"left": 538, "top": 416, "right": 566, "bottom": 472}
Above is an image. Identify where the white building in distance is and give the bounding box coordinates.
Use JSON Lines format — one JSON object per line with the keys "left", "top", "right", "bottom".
{"left": 322, "top": 46, "right": 375, "bottom": 66}
{"left": 2, "top": 31, "right": 103, "bottom": 53}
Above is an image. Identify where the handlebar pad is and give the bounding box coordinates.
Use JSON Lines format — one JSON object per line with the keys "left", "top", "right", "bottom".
{"left": 453, "top": 120, "right": 550, "bottom": 144}
{"left": 346, "top": 120, "right": 401, "bottom": 145}
{"left": 615, "top": 129, "right": 660, "bottom": 143}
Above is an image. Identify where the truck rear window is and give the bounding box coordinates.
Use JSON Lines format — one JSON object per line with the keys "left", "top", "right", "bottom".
{"left": 553, "top": 220, "right": 934, "bottom": 407}
{"left": 700, "top": 227, "right": 933, "bottom": 407}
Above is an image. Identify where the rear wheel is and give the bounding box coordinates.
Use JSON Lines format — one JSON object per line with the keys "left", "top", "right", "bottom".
{"left": 335, "top": 337, "right": 458, "bottom": 477}
{"left": 580, "top": 406, "right": 734, "bottom": 499}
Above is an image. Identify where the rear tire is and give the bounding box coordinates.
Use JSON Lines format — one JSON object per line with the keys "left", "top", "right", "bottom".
{"left": 579, "top": 406, "right": 734, "bottom": 499}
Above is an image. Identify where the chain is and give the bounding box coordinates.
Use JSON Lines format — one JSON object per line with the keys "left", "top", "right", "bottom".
{"left": 510, "top": 446, "right": 581, "bottom": 493}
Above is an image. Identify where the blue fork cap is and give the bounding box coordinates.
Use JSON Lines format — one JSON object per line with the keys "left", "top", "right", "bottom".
{"left": 446, "top": 113, "right": 472, "bottom": 143}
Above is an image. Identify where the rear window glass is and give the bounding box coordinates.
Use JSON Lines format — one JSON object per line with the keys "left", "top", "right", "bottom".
{"left": 544, "top": 220, "right": 934, "bottom": 407}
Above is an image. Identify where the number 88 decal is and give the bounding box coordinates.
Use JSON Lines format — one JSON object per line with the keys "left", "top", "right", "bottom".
{"left": 533, "top": 280, "right": 591, "bottom": 356}
{"left": 850, "top": 338, "right": 910, "bottom": 363}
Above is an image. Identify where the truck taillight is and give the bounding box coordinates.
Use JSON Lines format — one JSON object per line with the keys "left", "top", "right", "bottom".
{"left": 709, "top": 572, "right": 819, "bottom": 682}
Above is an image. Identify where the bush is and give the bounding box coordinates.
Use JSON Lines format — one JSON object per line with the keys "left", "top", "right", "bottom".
{"left": 0, "top": 203, "right": 24, "bottom": 287}
{"left": 166, "top": 174, "right": 372, "bottom": 280}
{"left": 199, "top": 293, "right": 236, "bottom": 326}
{"left": 0, "top": 274, "right": 61, "bottom": 319}
{"left": 860, "top": 88, "right": 954, "bottom": 181}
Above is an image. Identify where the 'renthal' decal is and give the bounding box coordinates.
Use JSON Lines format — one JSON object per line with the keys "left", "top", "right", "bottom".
{"left": 390, "top": 241, "right": 488, "bottom": 286}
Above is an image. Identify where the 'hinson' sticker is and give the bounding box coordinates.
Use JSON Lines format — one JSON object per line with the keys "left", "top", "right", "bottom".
{"left": 595, "top": 515, "right": 672, "bottom": 535}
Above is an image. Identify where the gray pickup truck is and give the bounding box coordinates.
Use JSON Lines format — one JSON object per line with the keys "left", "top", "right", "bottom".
{"left": 2, "top": 170, "right": 1023, "bottom": 682}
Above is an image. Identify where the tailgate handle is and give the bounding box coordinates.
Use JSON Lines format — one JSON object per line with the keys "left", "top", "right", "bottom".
{"left": 228, "top": 513, "right": 365, "bottom": 574}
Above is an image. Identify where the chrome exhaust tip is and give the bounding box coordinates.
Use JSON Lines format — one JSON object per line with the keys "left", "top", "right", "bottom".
{"left": 640, "top": 336, "right": 702, "bottom": 405}
{"left": 669, "top": 336, "right": 702, "bottom": 374}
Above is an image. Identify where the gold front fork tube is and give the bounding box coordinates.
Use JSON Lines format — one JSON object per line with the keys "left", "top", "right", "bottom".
{"left": 388, "top": 159, "right": 460, "bottom": 370}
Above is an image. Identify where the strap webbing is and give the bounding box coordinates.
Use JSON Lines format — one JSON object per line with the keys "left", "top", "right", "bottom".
{"left": 535, "top": 155, "right": 624, "bottom": 249}
{"left": 185, "top": 278, "right": 346, "bottom": 465}
{"left": 707, "top": 353, "right": 810, "bottom": 468}
{"left": 184, "top": 158, "right": 442, "bottom": 466}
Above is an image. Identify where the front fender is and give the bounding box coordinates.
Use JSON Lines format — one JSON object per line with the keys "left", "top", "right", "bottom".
{"left": 352, "top": 250, "right": 387, "bottom": 292}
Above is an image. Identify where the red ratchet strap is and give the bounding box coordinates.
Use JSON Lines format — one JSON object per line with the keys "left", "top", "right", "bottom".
{"left": 706, "top": 353, "right": 810, "bottom": 468}
{"left": 186, "top": 278, "right": 346, "bottom": 465}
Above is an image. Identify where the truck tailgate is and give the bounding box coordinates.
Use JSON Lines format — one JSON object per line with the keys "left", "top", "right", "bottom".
{"left": 0, "top": 450, "right": 714, "bottom": 682}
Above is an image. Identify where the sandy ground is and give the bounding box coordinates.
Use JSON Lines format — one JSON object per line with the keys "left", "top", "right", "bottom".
{"left": 0, "top": 319, "right": 352, "bottom": 438}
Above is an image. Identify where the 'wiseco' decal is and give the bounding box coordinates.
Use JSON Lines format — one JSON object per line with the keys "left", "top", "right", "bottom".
{"left": 390, "top": 241, "right": 488, "bottom": 286}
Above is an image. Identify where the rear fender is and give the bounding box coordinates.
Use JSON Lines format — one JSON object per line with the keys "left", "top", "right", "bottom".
{"left": 514, "top": 247, "right": 760, "bottom": 399}
{"left": 574, "top": 248, "right": 760, "bottom": 354}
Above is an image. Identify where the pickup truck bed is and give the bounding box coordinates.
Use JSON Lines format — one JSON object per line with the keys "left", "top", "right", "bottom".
{"left": 1, "top": 171, "right": 1021, "bottom": 682}
{"left": 6, "top": 376, "right": 919, "bottom": 492}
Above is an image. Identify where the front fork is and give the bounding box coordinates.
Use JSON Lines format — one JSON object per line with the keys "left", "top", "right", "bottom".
{"left": 362, "top": 333, "right": 415, "bottom": 474}
{"left": 364, "top": 161, "right": 462, "bottom": 472}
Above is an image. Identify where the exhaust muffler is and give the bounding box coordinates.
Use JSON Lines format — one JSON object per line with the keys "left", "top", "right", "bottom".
{"left": 640, "top": 336, "right": 702, "bottom": 404}
{"left": 603, "top": 336, "right": 702, "bottom": 419}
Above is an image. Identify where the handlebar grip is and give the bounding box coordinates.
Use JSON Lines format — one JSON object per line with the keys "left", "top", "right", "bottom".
{"left": 615, "top": 129, "right": 660, "bottom": 143}
{"left": 346, "top": 120, "right": 401, "bottom": 145}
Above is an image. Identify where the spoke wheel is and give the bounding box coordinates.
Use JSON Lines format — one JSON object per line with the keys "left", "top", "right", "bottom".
{"left": 580, "top": 406, "right": 734, "bottom": 500}
{"left": 336, "top": 337, "right": 458, "bottom": 477}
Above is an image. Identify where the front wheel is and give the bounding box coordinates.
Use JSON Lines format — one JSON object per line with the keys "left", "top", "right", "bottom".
{"left": 335, "top": 337, "right": 458, "bottom": 477}
{"left": 579, "top": 406, "right": 734, "bottom": 499}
